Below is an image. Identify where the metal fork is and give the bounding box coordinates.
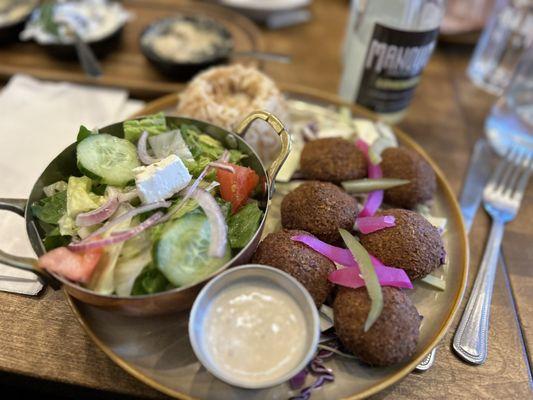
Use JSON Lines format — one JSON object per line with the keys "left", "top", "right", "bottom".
{"left": 453, "top": 145, "right": 533, "bottom": 364}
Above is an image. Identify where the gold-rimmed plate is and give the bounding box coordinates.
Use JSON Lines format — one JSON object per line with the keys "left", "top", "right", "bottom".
{"left": 66, "top": 86, "right": 469, "bottom": 400}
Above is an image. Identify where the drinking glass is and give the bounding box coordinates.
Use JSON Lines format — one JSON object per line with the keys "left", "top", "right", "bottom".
{"left": 485, "top": 45, "right": 533, "bottom": 155}
{"left": 468, "top": 0, "right": 533, "bottom": 95}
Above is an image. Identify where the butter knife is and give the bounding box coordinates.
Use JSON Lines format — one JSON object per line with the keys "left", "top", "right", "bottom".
{"left": 459, "top": 139, "right": 494, "bottom": 232}
{"left": 415, "top": 138, "right": 493, "bottom": 372}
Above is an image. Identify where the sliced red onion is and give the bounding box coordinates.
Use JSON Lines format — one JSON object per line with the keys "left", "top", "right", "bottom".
{"left": 82, "top": 201, "right": 171, "bottom": 242}
{"left": 208, "top": 161, "right": 235, "bottom": 173}
{"left": 158, "top": 150, "right": 230, "bottom": 224}
{"left": 354, "top": 215, "right": 395, "bottom": 234}
{"left": 137, "top": 131, "right": 161, "bottom": 165}
{"left": 110, "top": 211, "right": 164, "bottom": 241}
{"left": 75, "top": 194, "right": 120, "bottom": 227}
{"left": 220, "top": 149, "right": 230, "bottom": 162}
{"left": 291, "top": 234, "right": 412, "bottom": 289}
{"left": 356, "top": 139, "right": 384, "bottom": 217}
{"left": 191, "top": 188, "right": 227, "bottom": 258}
{"left": 69, "top": 212, "right": 164, "bottom": 252}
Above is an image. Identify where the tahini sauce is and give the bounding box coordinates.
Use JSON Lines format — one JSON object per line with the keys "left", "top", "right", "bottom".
{"left": 203, "top": 282, "right": 307, "bottom": 385}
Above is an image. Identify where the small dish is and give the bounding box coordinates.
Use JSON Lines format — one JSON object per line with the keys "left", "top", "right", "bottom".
{"left": 0, "top": 0, "right": 37, "bottom": 45}
{"left": 188, "top": 264, "right": 320, "bottom": 389}
{"left": 140, "top": 15, "right": 234, "bottom": 81}
{"left": 20, "top": 0, "right": 130, "bottom": 59}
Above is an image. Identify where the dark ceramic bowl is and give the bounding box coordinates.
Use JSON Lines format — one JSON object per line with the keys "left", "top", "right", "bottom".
{"left": 140, "top": 15, "right": 234, "bottom": 81}
{"left": 0, "top": 0, "right": 37, "bottom": 45}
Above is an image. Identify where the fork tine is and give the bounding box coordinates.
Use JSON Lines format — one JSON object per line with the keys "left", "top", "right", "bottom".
{"left": 512, "top": 152, "right": 533, "bottom": 201}
{"left": 487, "top": 146, "right": 514, "bottom": 190}
{"left": 504, "top": 148, "right": 528, "bottom": 196}
{"left": 495, "top": 146, "right": 521, "bottom": 192}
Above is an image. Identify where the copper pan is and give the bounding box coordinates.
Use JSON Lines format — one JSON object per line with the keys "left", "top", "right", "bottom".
{"left": 0, "top": 111, "right": 291, "bottom": 316}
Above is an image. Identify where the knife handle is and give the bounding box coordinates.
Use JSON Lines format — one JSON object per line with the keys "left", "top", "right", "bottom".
{"left": 453, "top": 219, "right": 504, "bottom": 364}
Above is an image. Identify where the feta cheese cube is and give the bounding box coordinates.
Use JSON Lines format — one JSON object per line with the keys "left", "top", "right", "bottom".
{"left": 134, "top": 155, "right": 191, "bottom": 204}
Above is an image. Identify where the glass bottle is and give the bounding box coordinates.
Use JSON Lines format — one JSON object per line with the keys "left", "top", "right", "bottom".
{"left": 339, "top": 0, "right": 446, "bottom": 123}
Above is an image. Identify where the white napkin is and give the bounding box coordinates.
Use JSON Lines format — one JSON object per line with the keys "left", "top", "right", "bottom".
{"left": 0, "top": 74, "right": 144, "bottom": 295}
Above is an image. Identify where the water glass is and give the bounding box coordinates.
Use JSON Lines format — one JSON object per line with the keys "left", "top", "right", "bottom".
{"left": 468, "top": 0, "right": 533, "bottom": 95}
{"left": 485, "top": 45, "right": 533, "bottom": 155}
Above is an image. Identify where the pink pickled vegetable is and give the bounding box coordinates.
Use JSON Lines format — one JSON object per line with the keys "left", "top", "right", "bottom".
{"left": 354, "top": 215, "right": 395, "bottom": 234}
{"left": 291, "top": 234, "right": 412, "bottom": 289}
{"left": 356, "top": 139, "right": 383, "bottom": 217}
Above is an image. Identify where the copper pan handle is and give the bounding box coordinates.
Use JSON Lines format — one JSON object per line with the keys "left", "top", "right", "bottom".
{"left": 235, "top": 111, "right": 292, "bottom": 198}
{"left": 0, "top": 198, "right": 60, "bottom": 289}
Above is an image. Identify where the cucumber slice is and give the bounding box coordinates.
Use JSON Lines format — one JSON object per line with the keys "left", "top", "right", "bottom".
{"left": 77, "top": 134, "right": 140, "bottom": 187}
{"left": 154, "top": 213, "right": 230, "bottom": 287}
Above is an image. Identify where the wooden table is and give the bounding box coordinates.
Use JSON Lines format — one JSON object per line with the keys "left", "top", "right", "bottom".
{"left": 0, "top": 0, "right": 532, "bottom": 399}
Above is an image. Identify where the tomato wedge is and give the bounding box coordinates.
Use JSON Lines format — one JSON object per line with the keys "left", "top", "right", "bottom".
{"left": 37, "top": 246, "right": 103, "bottom": 283}
{"left": 216, "top": 162, "right": 260, "bottom": 213}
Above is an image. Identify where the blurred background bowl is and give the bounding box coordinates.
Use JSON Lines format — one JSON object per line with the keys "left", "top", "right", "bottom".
{"left": 140, "top": 14, "right": 234, "bottom": 81}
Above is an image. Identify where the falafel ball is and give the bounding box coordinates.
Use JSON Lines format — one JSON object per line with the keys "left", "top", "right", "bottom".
{"left": 359, "top": 209, "right": 445, "bottom": 280}
{"left": 251, "top": 229, "right": 335, "bottom": 307}
{"left": 333, "top": 286, "right": 421, "bottom": 366}
{"left": 281, "top": 181, "right": 358, "bottom": 244}
{"left": 381, "top": 147, "right": 436, "bottom": 209}
{"left": 300, "top": 138, "right": 367, "bottom": 183}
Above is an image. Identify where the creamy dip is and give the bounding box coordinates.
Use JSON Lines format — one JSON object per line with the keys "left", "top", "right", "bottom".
{"left": 146, "top": 19, "right": 230, "bottom": 63}
{"left": 203, "top": 281, "right": 307, "bottom": 385}
{"left": 0, "top": 0, "right": 35, "bottom": 26}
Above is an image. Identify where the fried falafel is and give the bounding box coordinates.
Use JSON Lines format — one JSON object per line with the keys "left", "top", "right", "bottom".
{"left": 251, "top": 229, "right": 335, "bottom": 307}
{"left": 333, "top": 286, "right": 421, "bottom": 366}
{"left": 359, "top": 209, "right": 445, "bottom": 280}
{"left": 300, "top": 138, "right": 367, "bottom": 184}
{"left": 281, "top": 181, "right": 358, "bottom": 244}
{"left": 381, "top": 147, "right": 436, "bottom": 209}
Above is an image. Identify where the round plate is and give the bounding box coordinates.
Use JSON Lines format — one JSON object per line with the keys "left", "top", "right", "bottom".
{"left": 66, "top": 86, "right": 468, "bottom": 400}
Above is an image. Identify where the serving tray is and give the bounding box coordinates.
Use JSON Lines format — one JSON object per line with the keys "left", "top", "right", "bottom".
{"left": 66, "top": 86, "right": 468, "bottom": 399}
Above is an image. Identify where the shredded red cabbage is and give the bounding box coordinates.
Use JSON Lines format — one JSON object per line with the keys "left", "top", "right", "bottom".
{"left": 289, "top": 347, "right": 336, "bottom": 400}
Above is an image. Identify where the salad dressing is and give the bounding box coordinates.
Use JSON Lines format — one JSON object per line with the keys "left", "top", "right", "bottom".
{"left": 203, "top": 282, "right": 307, "bottom": 385}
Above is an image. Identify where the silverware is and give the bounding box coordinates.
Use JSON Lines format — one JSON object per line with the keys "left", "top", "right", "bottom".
{"left": 416, "top": 139, "right": 494, "bottom": 372}
{"left": 232, "top": 51, "right": 292, "bottom": 64}
{"left": 57, "top": 20, "right": 102, "bottom": 78}
{"left": 459, "top": 139, "right": 494, "bottom": 232}
{"left": 453, "top": 145, "right": 533, "bottom": 364}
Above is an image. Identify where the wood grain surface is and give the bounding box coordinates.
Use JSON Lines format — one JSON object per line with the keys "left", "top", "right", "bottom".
{"left": 0, "top": 0, "right": 531, "bottom": 399}
{"left": 0, "top": 0, "right": 263, "bottom": 98}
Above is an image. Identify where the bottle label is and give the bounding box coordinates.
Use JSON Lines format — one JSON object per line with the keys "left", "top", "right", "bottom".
{"left": 356, "top": 23, "right": 439, "bottom": 113}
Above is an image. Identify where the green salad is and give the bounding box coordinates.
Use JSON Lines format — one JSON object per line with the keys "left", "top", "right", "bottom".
{"left": 34, "top": 113, "right": 263, "bottom": 296}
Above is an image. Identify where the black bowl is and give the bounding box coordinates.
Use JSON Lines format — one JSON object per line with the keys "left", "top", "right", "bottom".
{"left": 0, "top": 1, "right": 38, "bottom": 45}
{"left": 140, "top": 15, "right": 234, "bottom": 81}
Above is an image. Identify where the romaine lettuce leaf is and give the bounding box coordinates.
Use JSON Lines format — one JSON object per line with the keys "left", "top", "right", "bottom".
{"left": 123, "top": 112, "right": 167, "bottom": 142}
{"left": 66, "top": 176, "right": 105, "bottom": 217}
{"left": 131, "top": 264, "right": 170, "bottom": 295}
{"left": 58, "top": 214, "right": 77, "bottom": 236}
{"left": 31, "top": 190, "right": 67, "bottom": 225}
